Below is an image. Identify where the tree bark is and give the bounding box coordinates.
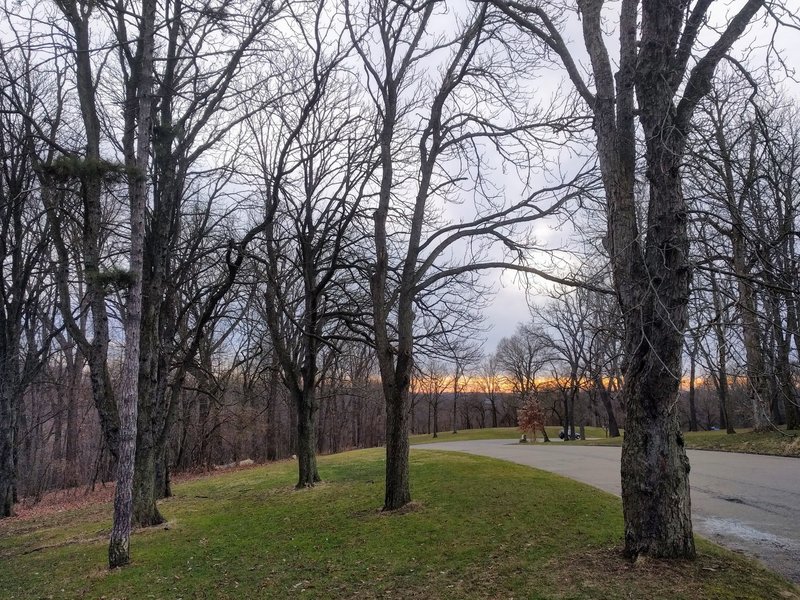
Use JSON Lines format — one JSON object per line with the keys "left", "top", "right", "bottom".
{"left": 109, "top": 0, "right": 156, "bottom": 568}
{"left": 0, "top": 373, "right": 16, "bottom": 517}
{"left": 384, "top": 387, "right": 411, "bottom": 511}
{"left": 295, "top": 391, "right": 320, "bottom": 488}
{"left": 497, "top": 0, "right": 765, "bottom": 560}
{"left": 131, "top": 424, "right": 164, "bottom": 527}
{"left": 618, "top": 141, "right": 694, "bottom": 558}
{"left": 709, "top": 270, "right": 736, "bottom": 434}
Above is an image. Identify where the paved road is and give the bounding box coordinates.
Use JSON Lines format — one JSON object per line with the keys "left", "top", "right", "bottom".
{"left": 414, "top": 440, "right": 800, "bottom": 582}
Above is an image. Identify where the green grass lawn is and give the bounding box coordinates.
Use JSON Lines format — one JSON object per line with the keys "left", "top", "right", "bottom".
{"left": 1, "top": 450, "right": 797, "bottom": 599}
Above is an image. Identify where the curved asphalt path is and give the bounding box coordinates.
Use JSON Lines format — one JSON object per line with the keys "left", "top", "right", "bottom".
{"left": 414, "top": 439, "right": 800, "bottom": 583}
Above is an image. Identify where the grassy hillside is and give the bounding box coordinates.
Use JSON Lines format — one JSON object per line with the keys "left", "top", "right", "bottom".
{"left": 0, "top": 449, "right": 796, "bottom": 599}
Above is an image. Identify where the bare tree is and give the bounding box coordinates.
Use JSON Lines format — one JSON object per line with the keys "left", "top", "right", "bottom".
{"left": 242, "top": 1, "right": 370, "bottom": 487}
{"left": 347, "top": 0, "right": 591, "bottom": 511}
{"left": 478, "top": 355, "right": 503, "bottom": 428}
{"left": 443, "top": 338, "right": 483, "bottom": 434}
{"left": 0, "top": 57, "right": 57, "bottom": 517}
{"left": 107, "top": 0, "right": 157, "bottom": 569}
{"left": 687, "top": 75, "right": 800, "bottom": 433}
{"left": 121, "top": 0, "right": 286, "bottom": 528}
{"left": 492, "top": 0, "right": 797, "bottom": 557}
{"left": 495, "top": 323, "right": 551, "bottom": 440}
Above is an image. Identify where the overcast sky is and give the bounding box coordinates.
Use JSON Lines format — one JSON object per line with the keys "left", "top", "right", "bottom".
{"left": 475, "top": 4, "right": 800, "bottom": 353}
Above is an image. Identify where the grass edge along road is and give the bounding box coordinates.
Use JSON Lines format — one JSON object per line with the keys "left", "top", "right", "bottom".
{"left": 1, "top": 449, "right": 797, "bottom": 599}
{"left": 411, "top": 426, "right": 800, "bottom": 458}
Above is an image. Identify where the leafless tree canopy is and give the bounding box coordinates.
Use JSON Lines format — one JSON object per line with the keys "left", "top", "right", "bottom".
{"left": 0, "top": 0, "right": 797, "bottom": 569}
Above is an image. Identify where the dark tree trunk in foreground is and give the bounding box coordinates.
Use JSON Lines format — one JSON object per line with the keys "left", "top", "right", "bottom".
{"left": 295, "top": 391, "right": 320, "bottom": 488}
{"left": 132, "top": 424, "right": 163, "bottom": 527}
{"left": 495, "top": 0, "right": 768, "bottom": 559}
{"left": 0, "top": 377, "right": 16, "bottom": 517}
{"left": 384, "top": 388, "right": 411, "bottom": 510}
{"left": 619, "top": 52, "right": 695, "bottom": 560}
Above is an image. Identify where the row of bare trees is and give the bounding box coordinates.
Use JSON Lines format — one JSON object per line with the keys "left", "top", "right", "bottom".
{"left": 1, "top": 0, "right": 797, "bottom": 570}
{"left": 686, "top": 74, "right": 800, "bottom": 434}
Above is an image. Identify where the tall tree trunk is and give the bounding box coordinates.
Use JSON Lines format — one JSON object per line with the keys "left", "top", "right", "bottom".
{"left": 766, "top": 291, "right": 792, "bottom": 428}
{"left": 154, "top": 445, "right": 171, "bottom": 499}
{"left": 452, "top": 371, "right": 459, "bottom": 434}
{"left": 0, "top": 369, "right": 17, "bottom": 517}
{"left": 64, "top": 374, "right": 80, "bottom": 487}
{"left": 131, "top": 424, "right": 163, "bottom": 527}
{"left": 62, "top": 344, "right": 84, "bottom": 487}
{"left": 617, "top": 119, "right": 694, "bottom": 559}
{"left": 288, "top": 397, "right": 298, "bottom": 456}
{"left": 295, "top": 390, "right": 320, "bottom": 488}
{"left": 131, "top": 330, "right": 165, "bottom": 526}
{"left": 52, "top": 395, "right": 64, "bottom": 462}
{"left": 49, "top": 3, "right": 120, "bottom": 462}
{"left": 383, "top": 387, "right": 410, "bottom": 510}
{"left": 109, "top": 0, "right": 156, "bottom": 568}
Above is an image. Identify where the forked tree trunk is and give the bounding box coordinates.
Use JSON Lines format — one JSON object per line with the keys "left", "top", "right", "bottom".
{"left": 617, "top": 127, "right": 694, "bottom": 557}
{"left": 493, "top": 0, "right": 764, "bottom": 561}
{"left": 50, "top": 3, "right": 120, "bottom": 464}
